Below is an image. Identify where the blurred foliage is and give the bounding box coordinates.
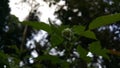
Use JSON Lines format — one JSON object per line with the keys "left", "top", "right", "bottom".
{"left": 23, "top": 12, "right": 120, "bottom": 68}
{"left": 1, "top": 0, "right": 120, "bottom": 68}
{"left": 53, "top": 0, "right": 120, "bottom": 68}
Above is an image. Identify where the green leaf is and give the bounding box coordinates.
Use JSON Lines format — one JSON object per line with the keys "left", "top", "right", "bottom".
{"left": 77, "top": 46, "right": 88, "bottom": 57}
{"left": 49, "top": 25, "right": 64, "bottom": 47}
{"left": 81, "top": 31, "right": 97, "bottom": 39}
{"left": 77, "top": 45, "right": 91, "bottom": 62}
{"left": 73, "top": 25, "right": 85, "bottom": 33}
{"left": 89, "top": 13, "right": 120, "bottom": 30}
{"left": 89, "top": 41, "right": 109, "bottom": 60}
{"left": 22, "top": 21, "right": 52, "bottom": 33}
{"left": 89, "top": 41, "right": 101, "bottom": 52}
{"left": 50, "top": 33, "right": 63, "bottom": 47}
{"left": 36, "top": 55, "right": 62, "bottom": 64}
{"left": 36, "top": 55, "right": 69, "bottom": 68}
{"left": 73, "top": 25, "right": 96, "bottom": 39}
{"left": 0, "top": 51, "right": 9, "bottom": 66}
{"left": 61, "top": 61, "right": 69, "bottom": 68}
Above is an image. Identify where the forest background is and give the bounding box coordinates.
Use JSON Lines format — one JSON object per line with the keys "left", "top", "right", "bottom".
{"left": 1, "top": 0, "right": 120, "bottom": 68}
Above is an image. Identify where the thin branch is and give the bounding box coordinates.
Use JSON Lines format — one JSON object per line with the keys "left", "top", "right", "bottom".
{"left": 20, "top": 25, "right": 28, "bottom": 52}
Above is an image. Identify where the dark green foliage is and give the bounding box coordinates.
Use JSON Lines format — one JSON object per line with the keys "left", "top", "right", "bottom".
{"left": 1, "top": 0, "right": 120, "bottom": 68}
{"left": 22, "top": 12, "right": 120, "bottom": 67}
{"left": 23, "top": 21, "right": 51, "bottom": 33}
{"left": 54, "top": 0, "right": 120, "bottom": 68}
{"left": 0, "top": 0, "right": 35, "bottom": 67}
{"left": 89, "top": 13, "right": 120, "bottom": 30}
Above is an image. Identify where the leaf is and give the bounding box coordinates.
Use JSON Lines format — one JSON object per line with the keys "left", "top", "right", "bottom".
{"left": 36, "top": 55, "right": 62, "bottom": 64}
{"left": 89, "top": 41, "right": 101, "bottom": 52}
{"left": 73, "top": 25, "right": 96, "bottom": 39}
{"left": 49, "top": 25, "right": 64, "bottom": 47}
{"left": 89, "top": 41, "right": 109, "bottom": 60}
{"left": 81, "top": 31, "right": 97, "bottom": 39}
{"left": 77, "top": 46, "right": 88, "bottom": 57}
{"left": 0, "top": 51, "right": 9, "bottom": 66}
{"left": 61, "top": 61, "right": 69, "bottom": 68}
{"left": 89, "top": 13, "right": 120, "bottom": 30}
{"left": 36, "top": 55, "right": 69, "bottom": 68}
{"left": 50, "top": 33, "right": 63, "bottom": 47}
{"left": 77, "top": 45, "right": 91, "bottom": 62}
{"left": 73, "top": 25, "right": 85, "bottom": 33}
{"left": 22, "top": 21, "right": 52, "bottom": 33}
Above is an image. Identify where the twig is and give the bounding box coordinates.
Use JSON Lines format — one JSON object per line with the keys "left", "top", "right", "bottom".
{"left": 20, "top": 25, "right": 28, "bottom": 52}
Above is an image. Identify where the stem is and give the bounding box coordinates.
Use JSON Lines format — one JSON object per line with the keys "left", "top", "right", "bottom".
{"left": 20, "top": 25, "right": 28, "bottom": 52}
